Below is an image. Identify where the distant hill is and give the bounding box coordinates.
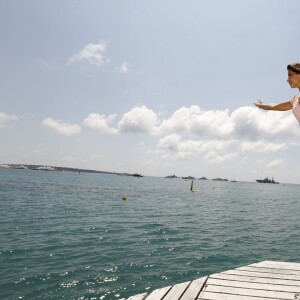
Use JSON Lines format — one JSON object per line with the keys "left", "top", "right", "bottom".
{"left": 0, "top": 164, "right": 140, "bottom": 177}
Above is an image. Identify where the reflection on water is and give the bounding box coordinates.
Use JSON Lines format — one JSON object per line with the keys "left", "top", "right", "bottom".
{"left": 1, "top": 169, "right": 300, "bottom": 299}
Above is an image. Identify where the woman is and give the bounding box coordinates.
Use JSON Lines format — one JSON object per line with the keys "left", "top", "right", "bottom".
{"left": 254, "top": 63, "right": 300, "bottom": 123}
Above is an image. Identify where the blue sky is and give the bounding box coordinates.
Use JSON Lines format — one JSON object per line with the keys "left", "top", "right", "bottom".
{"left": 1, "top": 0, "right": 300, "bottom": 183}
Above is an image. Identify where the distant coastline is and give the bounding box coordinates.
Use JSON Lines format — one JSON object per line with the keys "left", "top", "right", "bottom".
{"left": 1, "top": 164, "right": 285, "bottom": 184}
{"left": 0, "top": 163, "right": 142, "bottom": 178}
{"left": 0, "top": 164, "right": 229, "bottom": 181}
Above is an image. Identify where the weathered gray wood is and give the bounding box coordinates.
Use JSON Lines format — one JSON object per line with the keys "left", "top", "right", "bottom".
{"left": 127, "top": 292, "right": 147, "bottom": 300}
{"left": 211, "top": 272, "right": 300, "bottom": 287}
{"left": 127, "top": 261, "right": 300, "bottom": 300}
{"left": 200, "top": 284, "right": 299, "bottom": 299}
{"left": 162, "top": 281, "right": 190, "bottom": 300}
{"left": 144, "top": 286, "right": 171, "bottom": 300}
{"left": 237, "top": 266, "right": 300, "bottom": 276}
{"left": 251, "top": 261, "right": 300, "bottom": 271}
{"left": 224, "top": 269, "right": 300, "bottom": 281}
{"left": 198, "top": 292, "right": 281, "bottom": 300}
{"left": 207, "top": 277, "right": 300, "bottom": 293}
{"left": 180, "top": 276, "right": 207, "bottom": 300}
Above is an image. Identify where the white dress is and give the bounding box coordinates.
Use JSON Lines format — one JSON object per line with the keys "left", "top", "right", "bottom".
{"left": 290, "top": 96, "right": 300, "bottom": 123}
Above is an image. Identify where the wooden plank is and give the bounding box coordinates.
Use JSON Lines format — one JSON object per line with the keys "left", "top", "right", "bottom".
{"left": 144, "top": 286, "right": 171, "bottom": 300}
{"left": 180, "top": 276, "right": 208, "bottom": 300}
{"left": 198, "top": 291, "right": 283, "bottom": 300}
{"left": 211, "top": 272, "right": 300, "bottom": 287}
{"left": 236, "top": 266, "right": 300, "bottom": 276}
{"left": 251, "top": 261, "right": 300, "bottom": 271}
{"left": 206, "top": 277, "right": 300, "bottom": 293}
{"left": 257, "top": 261, "right": 300, "bottom": 267}
{"left": 163, "top": 281, "right": 190, "bottom": 300}
{"left": 127, "top": 292, "right": 147, "bottom": 300}
{"left": 200, "top": 284, "right": 299, "bottom": 299}
{"left": 223, "top": 269, "right": 300, "bottom": 281}
{"left": 126, "top": 261, "right": 300, "bottom": 300}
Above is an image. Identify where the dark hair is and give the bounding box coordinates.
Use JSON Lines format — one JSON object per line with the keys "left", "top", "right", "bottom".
{"left": 287, "top": 63, "right": 300, "bottom": 74}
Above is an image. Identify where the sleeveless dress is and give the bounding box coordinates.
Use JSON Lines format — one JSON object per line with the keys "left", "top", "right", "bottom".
{"left": 290, "top": 96, "right": 300, "bottom": 123}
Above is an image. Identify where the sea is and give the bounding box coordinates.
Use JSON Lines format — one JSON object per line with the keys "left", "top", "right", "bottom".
{"left": 1, "top": 169, "right": 300, "bottom": 300}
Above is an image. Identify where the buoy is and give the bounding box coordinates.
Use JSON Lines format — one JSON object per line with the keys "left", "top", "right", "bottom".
{"left": 122, "top": 195, "right": 127, "bottom": 200}
{"left": 190, "top": 180, "right": 195, "bottom": 192}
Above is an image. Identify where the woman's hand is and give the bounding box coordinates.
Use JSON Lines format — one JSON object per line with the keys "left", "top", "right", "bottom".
{"left": 254, "top": 100, "right": 263, "bottom": 108}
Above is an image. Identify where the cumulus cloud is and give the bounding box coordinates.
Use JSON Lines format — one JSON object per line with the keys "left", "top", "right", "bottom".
{"left": 83, "top": 106, "right": 161, "bottom": 135}
{"left": 267, "top": 159, "right": 284, "bottom": 169}
{"left": 84, "top": 113, "right": 118, "bottom": 134}
{"left": 119, "top": 62, "right": 129, "bottom": 73}
{"left": 153, "top": 104, "right": 300, "bottom": 162}
{"left": 157, "top": 134, "right": 181, "bottom": 151}
{"left": 76, "top": 104, "right": 300, "bottom": 163}
{"left": 82, "top": 104, "right": 299, "bottom": 141}
{"left": 204, "top": 151, "right": 237, "bottom": 164}
{"left": 230, "top": 106, "right": 296, "bottom": 140}
{"left": 69, "top": 41, "right": 109, "bottom": 67}
{"left": 42, "top": 118, "right": 81, "bottom": 136}
{"left": 160, "top": 105, "right": 299, "bottom": 141}
{"left": 118, "top": 105, "right": 160, "bottom": 134}
{"left": 160, "top": 105, "right": 234, "bottom": 138}
{"left": 240, "top": 141, "right": 287, "bottom": 153}
{"left": 0, "top": 112, "right": 17, "bottom": 126}
{"left": 157, "top": 134, "right": 235, "bottom": 160}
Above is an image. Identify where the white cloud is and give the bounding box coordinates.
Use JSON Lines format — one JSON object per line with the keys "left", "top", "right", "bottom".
{"left": 157, "top": 134, "right": 181, "bottom": 151}
{"left": 0, "top": 112, "right": 17, "bottom": 126}
{"left": 267, "top": 159, "right": 284, "bottom": 169}
{"left": 160, "top": 105, "right": 300, "bottom": 140}
{"left": 160, "top": 105, "right": 201, "bottom": 133}
{"left": 118, "top": 105, "right": 160, "bottom": 134}
{"left": 76, "top": 104, "right": 300, "bottom": 164}
{"left": 83, "top": 106, "right": 160, "bottom": 135}
{"left": 119, "top": 62, "right": 129, "bottom": 73}
{"left": 157, "top": 134, "right": 235, "bottom": 160}
{"left": 84, "top": 113, "right": 118, "bottom": 134}
{"left": 42, "top": 118, "right": 81, "bottom": 136}
{"left": 153, "top": 104, "right": 300, "bottom": 162}
{"left": 204, "top": 151, "right": 237, "bottom": 164}
{"left": 160, "top": 105, "right": 233, "bottom": 138}
{"left": 69, "top": 41, "right": 109, "bottom": 67}
{"left": 56, "top": 104, "right": 299, "bottom": 164}
{"left": 240, "top": 141, "right": 287, "bottom": 153}
{"left": 230, "top": 106, "right": 297, "bottom": 140}
{"left": 81, "top": 104, "right": 300, "bottom": 141}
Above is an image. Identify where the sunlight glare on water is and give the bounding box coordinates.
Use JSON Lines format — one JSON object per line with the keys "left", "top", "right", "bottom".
{"left": 0, "top": 169, "right": 300, "bottom": 299}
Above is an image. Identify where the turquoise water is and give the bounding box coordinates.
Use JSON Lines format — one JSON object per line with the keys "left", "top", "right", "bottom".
{"left": 1, "top": 169, "right": 300, "bottom": 300}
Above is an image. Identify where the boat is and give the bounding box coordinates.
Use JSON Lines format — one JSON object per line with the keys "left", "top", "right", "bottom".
{"left": 231, "top": 172, "right": 237, "bottom": 182}
{"left": 33, "top": 166, "right": 56, "bottom": 171}
{"left": 165, "top": 175, "right": 178, "bottom": 178}
{"left": 0, "top": 164, "right": 11, "bottom": 168}
{"left": 256, "top": 177, "right": 279, "bottom": 184}
{"left": 213, "top": 178, "right": 228, "bottom": 181}
{"left": 132, "top": 173, "right": 143, "bottom": 178}
{"left": 182, "top": 176, "right": 195, "bottom": 180}
{"left": 13, "top": 165, "right": 28, "bottom": 170}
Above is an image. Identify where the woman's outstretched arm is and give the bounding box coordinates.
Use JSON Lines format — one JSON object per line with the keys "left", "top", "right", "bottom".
{"left": 254, "top": 100, "right": 292, "bottom": 111}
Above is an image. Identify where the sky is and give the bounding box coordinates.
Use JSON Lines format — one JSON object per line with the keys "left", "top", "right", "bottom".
{"left": 1, "top": 0, "right": 300, "bottom": 183}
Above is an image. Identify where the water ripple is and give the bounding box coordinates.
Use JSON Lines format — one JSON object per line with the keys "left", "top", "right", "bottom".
{"left": 1, "top": 170, "right": 300, "bottom": 299}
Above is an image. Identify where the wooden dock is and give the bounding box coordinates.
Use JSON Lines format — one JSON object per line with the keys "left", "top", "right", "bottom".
{"left": 124, "top": 260, "right": 300, "bottom": 300}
